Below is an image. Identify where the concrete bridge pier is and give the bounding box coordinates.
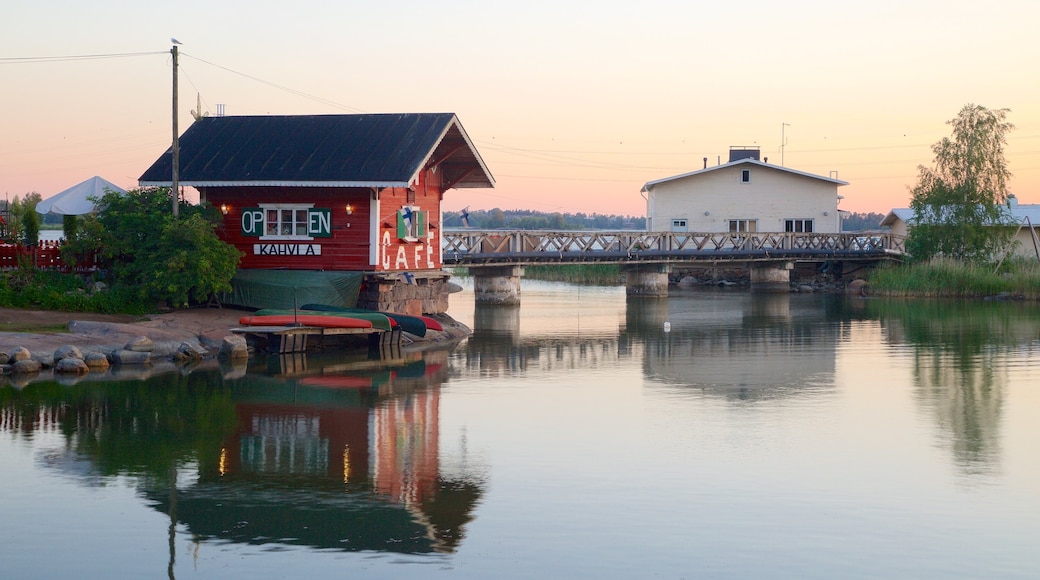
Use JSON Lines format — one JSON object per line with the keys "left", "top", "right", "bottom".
{"left": 473, "top": 266, "right": 525, "bottom": 304}
{"left": 750, "top": 262, "right": 793, "bottom": 292}
{"left": 622, "top": 264, "right": 671, "bottom": 298}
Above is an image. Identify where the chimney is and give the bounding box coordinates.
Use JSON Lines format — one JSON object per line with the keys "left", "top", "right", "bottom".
{"left": 728, "top": 146, "right": 761, "bottom": 163}
{"left": 703, "top": 157, "right": 708, "bottom": 169}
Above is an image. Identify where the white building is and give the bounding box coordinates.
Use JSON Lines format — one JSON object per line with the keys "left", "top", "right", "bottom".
{"left": 881, "top": 194, "right": 1040, "bottom": 259}
{"left": 641, "top": 147, "right": 848, "bottom": 234}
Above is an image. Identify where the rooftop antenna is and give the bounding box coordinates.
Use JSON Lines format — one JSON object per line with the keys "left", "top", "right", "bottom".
{"left": 190, "top": 92, "right": 208, "bottom": 121}
{"left": 780, "top": 123, "right": 790, "bottom": 166}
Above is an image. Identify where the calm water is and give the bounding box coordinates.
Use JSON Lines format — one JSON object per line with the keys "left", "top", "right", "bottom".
{"left": 2, "top": 281, "right": 1040, "bottom": 579}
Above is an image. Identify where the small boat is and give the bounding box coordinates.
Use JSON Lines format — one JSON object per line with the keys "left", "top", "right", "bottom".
{"left": 254, "top": 308, "right": 393, "bottom": 331}
{"left": 238, "top": 314, "right": 373, "bottom": 329}
{"left": 301, "top": 303, "right": 435, "bottom": 337}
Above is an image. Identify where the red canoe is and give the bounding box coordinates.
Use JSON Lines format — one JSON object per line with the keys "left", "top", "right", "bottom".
{"left": 238, "top": 314, "right": 373, "bottom": 329}
{"left": 419, "top": 316, "right": 444, "bottom": 331}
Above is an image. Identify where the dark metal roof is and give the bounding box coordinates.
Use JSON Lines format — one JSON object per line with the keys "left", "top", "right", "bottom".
{"left": 138, "top": 113, "right": 494, "bottom": 189}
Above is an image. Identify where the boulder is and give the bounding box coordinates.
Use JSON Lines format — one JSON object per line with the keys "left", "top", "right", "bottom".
{"left": 83, "top": 352, "right": 111, "bottom": 370}
{"left": 846, "top": 279, "right": 869, "bottom": 296}
{"left": 10, "top": 347, "right": 32, "bottom": 362}
{"left": 111, "top": 350, "right": 152, "bottom": 365}
{"left": 54, "top": 358, "right": 90, "bottom": 375}
{"left": 219, "top": 335, "right": 249, "bottom": 360}
{"left": 54, "top": 345, "right": 84, "bottom": 362}
{"left": 125, "top": 336, "right": 155, "bottom": 353}
{"left": 173, "top": 343, "right": 204, "bottom": 365}
{"left": 677, "top": 276, "right": 699, "bottom": 288}
{"left": 11, "top": 359, "right": 42, "bottom": 374}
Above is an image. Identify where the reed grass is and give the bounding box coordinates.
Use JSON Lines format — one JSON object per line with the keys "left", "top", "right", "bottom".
{"left": 868, "top": 257, "right": 1040, "bottom": 299}
{"left": 523, "top": 264, "right": 623, "bottom": 285}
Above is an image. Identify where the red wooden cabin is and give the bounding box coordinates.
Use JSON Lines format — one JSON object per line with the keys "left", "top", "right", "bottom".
{"left": 139, "top": 113, "right": 493, "bottom": 313}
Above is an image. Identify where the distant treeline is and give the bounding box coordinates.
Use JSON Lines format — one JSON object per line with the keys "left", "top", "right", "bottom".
{"left": 444, "top": 208, "right": 645, "bottom": 230}
{"left": 443, "top": 208, "right": 889, "bottom": 232}
{"left": 841, "top": 212, "right": 888, "bottom": 232}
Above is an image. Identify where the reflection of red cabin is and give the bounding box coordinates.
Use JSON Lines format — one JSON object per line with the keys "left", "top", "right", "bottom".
{"left": 139, "top": 113, "right": 493, "bottom": 312}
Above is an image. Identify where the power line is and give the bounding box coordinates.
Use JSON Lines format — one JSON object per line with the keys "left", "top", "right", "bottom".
{"left": 180, "top": 52, "right": 366, "bottom": 113}
{"left": 0, "top": 51, "right": 165, "bottom": 64}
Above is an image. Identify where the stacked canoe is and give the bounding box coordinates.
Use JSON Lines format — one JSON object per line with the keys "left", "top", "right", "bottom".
{"left": 239, "top": 305, "right": 442, "bottom": 337}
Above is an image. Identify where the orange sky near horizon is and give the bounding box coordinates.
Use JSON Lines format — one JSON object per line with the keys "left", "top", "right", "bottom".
{"left": 3, "top": 0, "right": 1039, "bottom": 219}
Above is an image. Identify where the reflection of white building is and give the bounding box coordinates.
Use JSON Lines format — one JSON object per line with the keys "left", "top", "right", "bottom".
{"left": 637, "top": 294, "right": 838, "bottom": 400}
{"left": 641, "top": 147, "right": 847, "bottom": 234}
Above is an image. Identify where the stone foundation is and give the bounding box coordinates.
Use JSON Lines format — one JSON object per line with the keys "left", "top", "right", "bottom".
{"left": 357, "top": 271, "right": 454, "bottom": 315}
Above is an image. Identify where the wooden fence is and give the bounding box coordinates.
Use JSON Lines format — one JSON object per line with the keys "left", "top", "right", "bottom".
{"left": 0, "top": 241, "right": 98, "bottom": 272}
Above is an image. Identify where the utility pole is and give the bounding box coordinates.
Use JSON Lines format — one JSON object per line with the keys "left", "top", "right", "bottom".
{"left": 171, "top": 41, "right": 180, "bottom": 218}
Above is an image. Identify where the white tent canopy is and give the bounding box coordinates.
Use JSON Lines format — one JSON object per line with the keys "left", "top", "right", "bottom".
{"left": 36, "top": 176, "right": 126, "bottom": 215}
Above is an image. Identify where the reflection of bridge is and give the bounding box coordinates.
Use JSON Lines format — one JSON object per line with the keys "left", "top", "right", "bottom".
{"left": 442, "top": 230, "right": 906, "bottom": 302}
{"left": 452, "top": 335, "right": 624, "bottom": 377}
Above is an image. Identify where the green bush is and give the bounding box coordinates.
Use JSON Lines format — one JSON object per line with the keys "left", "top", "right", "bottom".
{"left": 61, "top": 187, "right": 240, "bottom": 309}
{"left": 0, "top": 269, "right": 153, "bottom": 314}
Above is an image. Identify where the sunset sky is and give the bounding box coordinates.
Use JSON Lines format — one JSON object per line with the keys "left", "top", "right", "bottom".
{"left": 3, "top": 0, "right": 1039, "bottom": 218}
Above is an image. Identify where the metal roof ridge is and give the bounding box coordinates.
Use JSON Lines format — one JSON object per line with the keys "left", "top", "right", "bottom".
{"left": 642, "top": 158, "right": 848, "bottom": 191}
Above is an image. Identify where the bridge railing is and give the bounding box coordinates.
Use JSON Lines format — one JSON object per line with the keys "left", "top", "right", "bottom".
{"left": 442, "top": 230, "right": 906, "bottom": 262}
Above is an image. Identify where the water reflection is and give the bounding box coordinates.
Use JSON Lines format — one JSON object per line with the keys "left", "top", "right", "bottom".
{"left": 870, "top": 299, "right": 1040, "bottom": 476}
{"left": 628, "top": 291, "right": 840, "bottom": 401}
{"left": 0, "top": 349, "right": 485, "bottom": 560}
{"left": 458, "top": 302, "right": 622, "bottom": 377}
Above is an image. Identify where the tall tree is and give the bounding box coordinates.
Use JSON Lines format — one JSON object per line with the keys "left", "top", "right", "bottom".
{"left": 907, "top": 104, "right": 1015, "bottom": 262}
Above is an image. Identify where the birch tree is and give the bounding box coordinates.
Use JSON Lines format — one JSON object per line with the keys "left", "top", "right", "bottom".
{"left": 907, "top": 104, "right": 1015, "bottom": 262}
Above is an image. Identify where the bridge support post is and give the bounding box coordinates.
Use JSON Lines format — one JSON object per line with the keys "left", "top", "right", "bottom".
{"left": 750, "top": 262, "right": 793, "bottom": 292}
{"left": 473, "top": 266, "right": 525, "bottom": 305}
{"left": 622, "top": 264, "right": 671, "bottom": 298}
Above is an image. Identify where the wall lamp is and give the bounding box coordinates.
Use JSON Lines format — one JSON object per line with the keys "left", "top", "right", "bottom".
{"left": 220, "top": 204, "right": 230, "bottom": 215}
{"left": 345, "top": 204, "right": 354, "bottom": 215}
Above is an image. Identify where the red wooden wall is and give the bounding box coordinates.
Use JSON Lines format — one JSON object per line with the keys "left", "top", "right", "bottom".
{"left": 204, "top": 167, "right": 444, "bottom": 273}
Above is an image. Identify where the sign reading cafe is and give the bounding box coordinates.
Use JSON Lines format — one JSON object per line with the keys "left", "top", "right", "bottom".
{"left": 241, "top": 204, "right": 330, "bottom": 256}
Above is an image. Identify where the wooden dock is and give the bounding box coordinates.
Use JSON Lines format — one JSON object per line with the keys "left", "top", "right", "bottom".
{"left": 231, "top": 324, "right": 401, "bottom": 354}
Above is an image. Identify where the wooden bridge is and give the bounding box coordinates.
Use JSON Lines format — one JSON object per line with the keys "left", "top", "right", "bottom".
{"left": 441, "top": 229, "right": 906, "bottom": 302}
{"left": 442, "top": 230, "right": 906, "bottom": 265}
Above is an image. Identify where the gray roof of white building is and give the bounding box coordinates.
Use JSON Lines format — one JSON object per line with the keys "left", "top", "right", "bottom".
{"left": 881, "top": 201, "right": 1040, "bottom": 228}
{"left": 641, "top": 158, "right": 848, "bottom": 192}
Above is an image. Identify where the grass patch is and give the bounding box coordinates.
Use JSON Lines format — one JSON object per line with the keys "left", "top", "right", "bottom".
{"left": 0, "top": 320, "right": 71, "bottom": 334}
{"left": 523, "top": 264, "right": 623, "bottom": 285}
{"left": 868, "top": 257, "right": 1040, "bottom": 299}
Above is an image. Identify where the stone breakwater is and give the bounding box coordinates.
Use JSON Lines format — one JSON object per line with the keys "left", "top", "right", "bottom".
{"left": 0, "top": 330, "right": 249, "bottom": 380}
{"left": 0, "top": 312, "right": 471, "bottom": 385}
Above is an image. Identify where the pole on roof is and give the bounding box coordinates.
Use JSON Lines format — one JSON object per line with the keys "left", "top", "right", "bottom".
{"left": 171, "top": 41, "right": 180, "bottom": 218}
